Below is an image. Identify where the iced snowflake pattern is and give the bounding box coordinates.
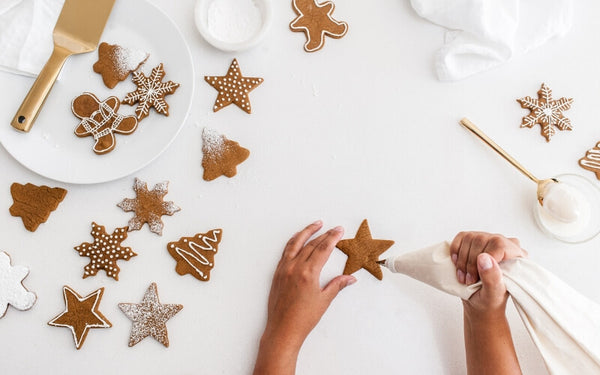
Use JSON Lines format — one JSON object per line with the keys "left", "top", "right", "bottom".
{"left": 517, "top": 83, "right": 573, "bottom": 142}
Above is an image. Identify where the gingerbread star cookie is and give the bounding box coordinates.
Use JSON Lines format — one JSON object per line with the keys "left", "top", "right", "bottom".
{"left": 123, "top": 63, "right": 180, "bottom": 121}
{"left": 516, "top": 83, "right": 574, "bottom": 142}
{"left": 117, "top": 178, "right": 181, "bottom": 235}
{"left": 205, "top": 59, "right": 263, "bottom": 114}
{"left": 93, "top": 42, "right": 149, "bottom": 89}
{"left": 74, "top": 222, "right": 137, "bottom": 281}
{"left": 0, "top": 252, "right": 36, "bottom": 318}
{"left": 202, "top": 128, "right": 250, "bottom": 181}
{"left": 167, "top": 229, "right": 223, "bottom": 281}
{"left": 119, "top": 283, "right": 183, "bottom": 347}
{"left": 336, "top": 219, "right": 394, "bottom": 280}
{"left": 290, "top": 0, "right": 348, "bottom": 52}
{"left": 579, "top": 142, "right": 600, "bottom": 180}
{"left": 48, "top": 286, "right": 111, "bottom": 350}
{"left": 9, "top": 182, "right": 67, "bottom": 232}
{"left": 72, "top": 92, "right": 138, "bottom": 154}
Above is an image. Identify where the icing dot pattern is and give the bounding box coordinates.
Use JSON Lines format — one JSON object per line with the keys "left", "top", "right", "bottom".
{"left": 74, "top": 222, "right": 137, "bottom": 281}
{"left": 204, "top": 59, "right": 263, "bottom": 114}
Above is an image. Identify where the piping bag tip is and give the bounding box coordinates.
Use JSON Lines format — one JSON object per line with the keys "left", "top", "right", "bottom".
{"left": 376, "top": 259, "right": 387, "bottom": 265}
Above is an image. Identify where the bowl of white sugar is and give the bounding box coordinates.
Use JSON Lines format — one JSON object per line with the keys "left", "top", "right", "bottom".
{"left": 194, "top": 0, "right": 272, "bottom": 52}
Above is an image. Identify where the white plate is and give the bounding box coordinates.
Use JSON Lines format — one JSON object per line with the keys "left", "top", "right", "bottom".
{"left": 0, "top": 0, "right": 194, "bottom": 184}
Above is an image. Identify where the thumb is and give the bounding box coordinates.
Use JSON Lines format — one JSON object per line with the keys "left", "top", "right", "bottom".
{"left": 477, "top": 253, "right": 506, "bottom": 300}
{"left": 322, "top": 275, "right": 357, "bottom": 303}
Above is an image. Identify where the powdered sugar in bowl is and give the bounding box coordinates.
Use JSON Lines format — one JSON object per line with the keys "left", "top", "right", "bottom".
{"left": 194, "top": 0, "right": 272, "bottom": 52}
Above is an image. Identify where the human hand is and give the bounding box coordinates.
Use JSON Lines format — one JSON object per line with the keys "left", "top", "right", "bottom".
{"left": 254, "top": 221, "right": 356, "bottom": 375}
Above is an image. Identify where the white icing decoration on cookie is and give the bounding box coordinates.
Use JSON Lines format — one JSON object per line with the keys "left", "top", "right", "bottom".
{"left": 0, "top": 252, "right": 36, "bottom": 318}
{"left": 170, "top": 230, "right": 221, "bottom": 280}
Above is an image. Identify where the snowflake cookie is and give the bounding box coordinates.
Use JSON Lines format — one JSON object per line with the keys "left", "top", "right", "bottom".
{"left": 167, "top": 229, "right": 223, "bottom": 281}
{"left": 122, "top": 63, "right": 180, "bottom": 121}
{"left": 205, "top": 59, "right": 263, "bottom": 114}
{"left": 119, "top": 283, "right": 183, "bottom": 347}
{"left": 290, "top": 0, "right": 348, "bottom": 52}
{"left": 0, "top": 251, "right": 36, "bottom": 318}
{"left": 516, "top": 83, "right": 573, "bottom": 142}
{"left": 117, "top": 178, "right": 181, "bottom": 236}
{"left": 74, "top": 222, "right": 137, "bottom": 281}
{"left": 48, "top": 286, "right": 111, "bottom": 349}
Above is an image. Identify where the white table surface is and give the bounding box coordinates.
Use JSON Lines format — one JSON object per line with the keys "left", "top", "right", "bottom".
{"left": 1, "top": 0, "right": 599, "bottom": 374}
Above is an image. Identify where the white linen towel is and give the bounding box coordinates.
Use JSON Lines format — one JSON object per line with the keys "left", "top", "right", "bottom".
{"left": 0, "top": 0, "right": 64, "bottom": 77}
{"left": 409, "top": 0, "right": 573, "bottom": 81}
{"left": 389, "top": 242, "right": 600, "bottom": 375}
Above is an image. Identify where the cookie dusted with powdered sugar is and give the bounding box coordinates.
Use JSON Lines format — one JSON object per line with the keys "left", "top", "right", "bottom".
{"left": 93, "top": 42, "right": 149, "bottom": 89}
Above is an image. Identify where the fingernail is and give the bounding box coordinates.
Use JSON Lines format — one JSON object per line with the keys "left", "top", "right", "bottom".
{"left": 332, "top": 226, "right": 344, "bottom": 233}
{"left": 346, "top": 277, "right": 357, "bottom": 286}
{"left": 465, "top": 273, "right": 474, "bottom": 285}
{"left": 451, "top": 254, "right": 457, "bottom": 264}
{"left": 457, "top": 269, "right": 465, "bottom": 284}
{"left": 312, "top": 220, "right": 323, "bottom": 226}
{"left": 478, "top": 254, "right": 493, "bottom": 270}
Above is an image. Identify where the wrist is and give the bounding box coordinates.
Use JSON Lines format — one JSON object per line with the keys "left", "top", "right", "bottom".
{"left": 462, "top": 299, "right": 507, "bottom": 326}
{"left": 254, "top": 328, "right": 303, "bottom": 375}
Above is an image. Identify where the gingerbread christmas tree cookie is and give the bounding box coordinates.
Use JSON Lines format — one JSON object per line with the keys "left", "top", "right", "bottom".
{"left": 74, "top": 222, "right": 137, "bottom": 281}
{"left": 93, "top": 42, "right": 149, "bottom": 89}
{"left": 167, "top": 229, "right": 222, "bottom": 281}
{"left": 48, "top": 286, "right": 111, "bottom": 350}
{"left": 516, "top": 83, "right": 573, "bottom": 142}
{"left": 205, "top": 59, "right": 263, "bottom": 114}
{"left": 0, "top": 251, "right": 36, "bottom": 318}
{"left": 117, "top": 178, "right": 181, "bottom": 235}
{"left": 202, "top": 128, "right": 250, "bottom": 181}
{"left": 336, "top": 219, "right": 394, "bottom": 280}
{"left": 123, "top": 63, "right": 180, "bottom": 121}
{"left": 290, "top": 0, "right": 348, "bottom": 52}
{"left": 119, "top": 283, "right": 183, "bottom": 347}
{"left": 579, "top": 142, "right": 600, "bottom": 180}
{"left": 9, "top": 182, "right": 67, "bottom": 232}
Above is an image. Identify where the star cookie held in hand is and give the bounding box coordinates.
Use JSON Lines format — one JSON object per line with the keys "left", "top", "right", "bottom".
{"left": 0, "top": 251, "right": 36, "bottom": 318}
{"left": 336, "top": 219, "right": 394, "bottom": 280}
{"left": 123, "top": 63, "right": 180, "bottom": 121}
{"left": 516, "top": 83, "right": 573, "bottom": 142}
{"left": 205, "top": 59, "right": 263, "bottom": 114}
{"left": 117, "top": 178, "right": 181, "bottom": 235}
{"left": 290, "top": 0, "right": 348, "bottom": 52}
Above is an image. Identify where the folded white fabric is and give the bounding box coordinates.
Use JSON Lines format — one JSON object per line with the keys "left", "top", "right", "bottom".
{"left": 0, "top": 0, "right": 64, "bottom": 77}
{"left": 389, "top": 242, "right": 600, "bottom": 375}
{"left": 410, "top": 0, "right": 573, "bottom": 81}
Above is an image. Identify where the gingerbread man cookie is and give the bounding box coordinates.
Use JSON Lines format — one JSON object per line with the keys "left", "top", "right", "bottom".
{"left": 0, "top": 251, "right": 36, "bottom": 319}
{"left": 290, "top": 0, "right": 348, "bottom": 52}
{"left": 72, "top": 92, "right": 138, "bottom": 155}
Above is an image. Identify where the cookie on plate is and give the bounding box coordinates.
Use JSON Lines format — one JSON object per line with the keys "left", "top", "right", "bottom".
{"left": 93, "top": 42, "right": 149, "bottom": 89}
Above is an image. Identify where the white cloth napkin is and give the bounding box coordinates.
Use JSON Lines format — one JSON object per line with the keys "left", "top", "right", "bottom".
{"left": 389, "top": 242, "right": 600, "bottom": 375}
{"left": 0, "top": 0, "right": 64, "bottom": 77}
{"left": 409, "top": 0, "right": 573, "bottom": 81}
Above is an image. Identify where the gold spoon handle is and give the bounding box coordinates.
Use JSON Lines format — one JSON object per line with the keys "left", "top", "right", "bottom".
{"left": 460, "top": 118, "right": 539, "bottom": 184}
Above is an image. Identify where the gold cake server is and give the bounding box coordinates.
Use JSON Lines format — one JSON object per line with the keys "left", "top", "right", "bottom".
{"left": 10, "top": 0, "right": 115, "bottom": 132}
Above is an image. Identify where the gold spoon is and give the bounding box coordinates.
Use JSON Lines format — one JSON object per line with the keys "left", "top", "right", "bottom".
{"left": 459, "top": 118, "right": 557, "bottom": 206}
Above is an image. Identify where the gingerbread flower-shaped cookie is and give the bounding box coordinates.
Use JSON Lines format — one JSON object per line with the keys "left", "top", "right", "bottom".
{"left": 123, "top": 63, "right": 180, "bottom": 121}
{"left": 290, "top": 0, "right": 348, "bottom": 52}
{"left": 72, "top": 92, "right": 138, "bottom": 154}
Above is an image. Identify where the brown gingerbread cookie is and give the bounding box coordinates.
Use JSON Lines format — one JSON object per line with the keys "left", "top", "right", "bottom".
{"left": 579, "top": 141, "right": 600, "bottom": 180}
{"left": 74, "top": 222, "right": 137, "bottom": 281}
{"left": 72, "top": 92, "right": 138, "bottom": 154}
{"left": 9, "top": 182, "right": 67, "bottom": 232}
{"left": 117, "top": 178, "right": 181, "bottom": 235}
{"left": 204, "top": 59, "right": 263, "bottom": 114}
{"left": 335, "top": 219, "right": 394, "bottom": 280}
{"left": 93, "top": 42, "right": 149, "bottom": 89}
{"left": 122, "top": 63, "right": 180, "bottom": 121}
{"left": 167, "top": 229, "right": 222, "bottom": 281}
{"left": 202, "top": 128, "right": 250, "bottom": 181}
{"left": 516, "top": 83, "right": 573, "bottom": 142}
{"left": 290, "top": 0, "right": 348, "bottom": 52}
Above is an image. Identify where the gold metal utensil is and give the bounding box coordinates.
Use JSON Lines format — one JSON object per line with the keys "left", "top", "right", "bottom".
{"left": 10, "top": 0, "right": 115, "bottom": 133}
{"left": 460, "top": 118, "right": 557, "bottom": 206}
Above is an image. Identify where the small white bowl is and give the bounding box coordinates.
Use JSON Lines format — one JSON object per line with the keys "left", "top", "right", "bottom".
{"left": 194, "top": 0, "right": 272, "bottom": 52}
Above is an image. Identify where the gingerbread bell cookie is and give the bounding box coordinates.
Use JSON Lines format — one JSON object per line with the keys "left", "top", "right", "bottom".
{"left": 516, "top": 83, "right": 573, "bottom": 142}
{"left": 336, "top": 219, "right": 394, "bottom": 280}
{"left": 119, "top": 283, "right": 183, "bottom": 348}
{"left": 93, "top": 42, "right": 149, "bottom": 89}
{"left": 117, "top": 178, "right": 181, "bottom": 236}
{"left": 72, "top": 92, "right": 138, "bottom": 154}
{"left": 48, "top": 286, "right": 111, "bottom": 350}
{"left": 0, "top": 252, "right": 36, "bottom": 319}
{"left": 74, "top": 222, "right": 137, "bottom": 281}
{"left": 9, "top": 182, "right": 67, "bottom": 232}
{"left": 123, "top": 63, "right": 180, "bottom": 121}
{"left": 202, "top": 128, "right": 250, "bottom": 181}
{"left": 167, "top": 229, "right": 222, "bottom": 281}
{"left": 205, "top": 59, "right": 263, "bottom": 114}
{"left": 579, "top": 142, "right": 600, "bottom": 180}
{"left": 290, "top": 0, "right": 348, "bottom": 52}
